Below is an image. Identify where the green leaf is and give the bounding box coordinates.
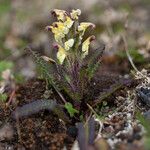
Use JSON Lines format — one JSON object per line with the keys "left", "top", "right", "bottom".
{"left": 25, "top": 47, "right": 60, "bottom": 91}
{"left": 65, "top": 102, "right": 79, "bottom": 117}
{"left": 84, "top": 45, "right": 104, "bottom": 79}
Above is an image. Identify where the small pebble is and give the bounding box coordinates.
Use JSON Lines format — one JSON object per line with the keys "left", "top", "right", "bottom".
{"left": 0, "top": 123, "right": 14, "bottom": 141}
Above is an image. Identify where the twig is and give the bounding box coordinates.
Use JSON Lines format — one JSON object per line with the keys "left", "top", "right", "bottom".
{"left": 6, "top": 87, "right": 18, "bottom": 107}
{"left": 16, "top": 117, "right": 22, "bottom": 144}
{"left": 54, "top": 87, "right": 67, "bottom": 104}
{"left": 87, "top": 103, "right": 99, "bottom": 117}
{"left": 122, "top": 27, "right": 150, "bottom": 83}
{"left": 84, "top": 112, "right": 92, "bottom": 126}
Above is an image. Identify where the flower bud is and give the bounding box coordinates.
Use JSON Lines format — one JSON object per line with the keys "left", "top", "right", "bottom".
{"left": 70, "top": 9, "right": 81, "bottom": 20}
{"left": 51, "top": 9, "right": 67, "bottom": 21}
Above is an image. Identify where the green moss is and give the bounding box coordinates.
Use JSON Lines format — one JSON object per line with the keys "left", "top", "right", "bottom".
{"left": 0, "top": 26, "right": 9, "bottom": 39}
{"left": 0, "top": 61, "right": 13, "bottom": 72}
{"left": 94, "top": 24, "right": 105, "bottom": 35}
{"left": 117, "top": 49, "right": 145, "bottom": 64}
{"left": 112, "top": 22, "right": 124, "bottom": 33}
{"left": 143, "top": 0, "right": 150, "bottom": 5}
{"left": 14, "top": 73, "right": 25, "bottom": 84}
{"left": 16, "top": 11, "right": 29, "bottom": 22}
{"left": 0, "top": 93, "right": 8, "bottom": 102}
{"left": 0, "top": 60, "right": 13, "bottom": 81}
{"left": 91, "top": 5, "right": 104, "bottom": 15}
{"left": 0, "top": 0, "right": 11, "bottom": 16}
{"left": 119, "top": 3, "right": 132, "bottom": 13}
{"left": 0, "top": 48, "right": 11, "bottom": 60}
{"left": 18, "top": 39, "right": 28, "bottom": 49}
{"left": 136, "top": 111, "right": 150, "bottom": 150}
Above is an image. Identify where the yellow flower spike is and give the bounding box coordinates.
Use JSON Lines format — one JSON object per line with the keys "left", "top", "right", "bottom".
{"left": 51, "top": 9, "right": 67, "bottom": 21}
{"left": 70, "top": 9, "right": 81, "bottom": 20}
{"left": 78, "top": 22, "right": 95, "bottom": 32}
{"left": 64, "top": 39, "right": 74, "bottom": 51}
{"left": 53, "top": 18, "right": 73, "bottom": 42}
{"left": 47, "top": 10, "right": 74, "bottom": 44}
{"left": 82, "top": 35, "right": 95, "bottom": 57}
{"left": 56, "top": 45, "right": 67, "bottom": 64}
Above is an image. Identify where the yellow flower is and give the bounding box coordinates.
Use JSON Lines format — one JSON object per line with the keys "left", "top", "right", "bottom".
{"left": 47, "top": 23, "right": 66, "bottom": 42}
{"left": 64, "top": 39, "right": 74, "bottom": 51}
{"left": 51, "top": 9, "right": 74, "bottom": 28}
{"left": 54, "top": 17, "right": 73, "bottom": 34}
{"left": 78, "top": 22, "right": 95, "bottom": 42}
{"left": 56, "top": 45, "right": 66, "bottom": 64}
{"left": 47, "top": 16, "right": 74, "bottom": 43}
{"left": 82, "top": 36, "right": 95, "bottom": 57}
{"left": 53, "top": 22, "right": 69, "bottom": 34}
{"left": 52, "top": 9, "right": 67, "bottom": 21}
{"left": 64, "top": 16, "right": 74, "bottom": 28}
{"left": 70, "top": 9, "right": 81, "bottom": 20}
{"left": 78, "top": 22, "right": 95, "bottom": 32}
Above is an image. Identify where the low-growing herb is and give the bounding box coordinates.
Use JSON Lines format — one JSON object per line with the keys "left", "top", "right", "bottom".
{"left": 27, "top": 9, "right": 104, "bottom": 118}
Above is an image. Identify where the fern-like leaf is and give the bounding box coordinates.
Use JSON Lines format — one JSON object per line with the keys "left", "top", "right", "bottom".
{"left": 25, "top": 46, "right": 60, "bottom": 91}
{"left": 84, "top": 45, "right": 105, "bottom": 79}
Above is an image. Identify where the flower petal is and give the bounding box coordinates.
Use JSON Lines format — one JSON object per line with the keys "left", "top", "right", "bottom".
{"left": 78, "top": 22, "right": 95, "bottom": 32}
{"left": 64, "top": 39, "right": 74, "bottom": 51}
{"left": 53, "top": 22, "right": 69, "bottom": 34}
{"left": 56, "top": 45, "right": 66, "bottom": 64}
{"left": 64, "top": 16, "right": 74, "bottom": 28}
{"left": 82, "top": 36, "right": 95, "bottom": 57}
{"left": 54, "top": 33, "right": 65, "bottom": 43}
